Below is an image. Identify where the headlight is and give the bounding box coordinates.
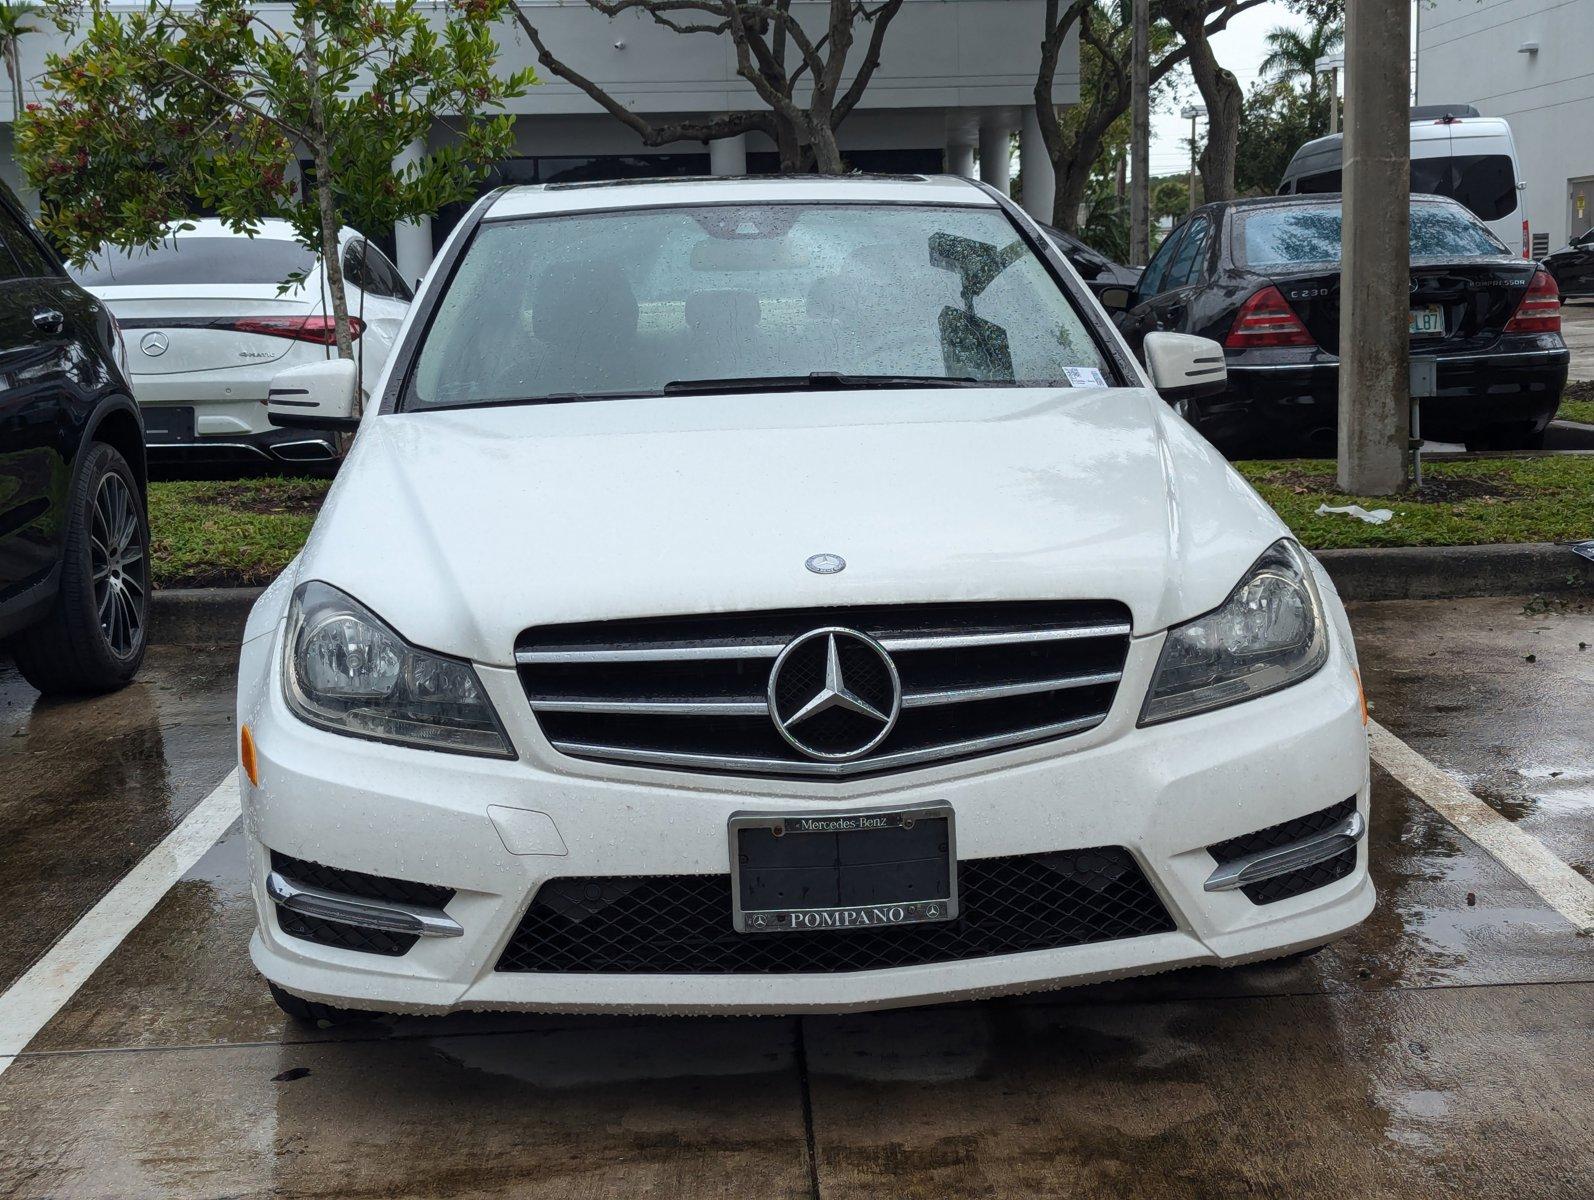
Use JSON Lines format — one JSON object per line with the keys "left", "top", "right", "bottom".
{"left": 1140, "top": 539, "right": 1328, "bottom": 725}
{"left": 283, "top": 581, "right": 514, "bottom": 757}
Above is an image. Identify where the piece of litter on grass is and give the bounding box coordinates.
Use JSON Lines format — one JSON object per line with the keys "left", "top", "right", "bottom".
{"left": 1315, "top": 503, "right": 1394, "bottom": 525}
{"left": 1572, "top": 540, "right": 1594, "bottom": 562}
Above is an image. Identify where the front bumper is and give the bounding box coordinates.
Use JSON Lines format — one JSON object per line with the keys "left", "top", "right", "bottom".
{"left": 239, "top": 603, "right": 1373, "bottom": 1016}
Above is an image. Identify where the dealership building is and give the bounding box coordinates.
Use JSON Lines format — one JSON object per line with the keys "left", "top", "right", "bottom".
{"left": 0, "top": 1, "right": 1077, "bottom": 280}
{"left": 1416, "top": 0, "right": 1594, "bottom": 254}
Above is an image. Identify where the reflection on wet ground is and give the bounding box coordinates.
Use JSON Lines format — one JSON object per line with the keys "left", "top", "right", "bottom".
{"left": 0, "top": 645, "right": 239, "bottom": 991}
{"left": 1351, "top": 595, "right": 1594, "bottom": 882}
{"left": 2, "top": 598, "right": 1593, "bottom": 1197}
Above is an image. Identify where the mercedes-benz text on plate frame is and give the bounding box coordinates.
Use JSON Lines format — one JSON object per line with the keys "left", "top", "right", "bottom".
{"left": 237, "top": 176, "right": 1372, "bottom": 1020}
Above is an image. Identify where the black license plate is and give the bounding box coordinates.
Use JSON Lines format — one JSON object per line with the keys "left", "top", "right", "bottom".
{"left": 728, "top": 805, "right": 957, "bottom": 934}
{"left": 141, "top": 406, "right": 195, "bottom": 441}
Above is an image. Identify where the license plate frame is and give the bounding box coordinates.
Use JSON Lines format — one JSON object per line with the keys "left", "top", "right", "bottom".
{"left": 727, "top": 804, "right": 958, "bottom": 935}
{"left": 1409, "top": 304, "right": 1445, "bottom": 337}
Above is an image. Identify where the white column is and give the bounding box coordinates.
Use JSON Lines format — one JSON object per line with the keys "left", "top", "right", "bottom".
{"left": 946, "top": 140, "right": 976, "bottom": 178}
{"left": 710, "top": 133, "right": 748, "bottom": 176}
{"left": 392, "top": 139, "right": 433, "bottom": 285}
{"left": 1020, "top": 106, "right": 1054, "bottom": 223}
{"left": 978, "top": 110, "right": 1013, "bottom": 195}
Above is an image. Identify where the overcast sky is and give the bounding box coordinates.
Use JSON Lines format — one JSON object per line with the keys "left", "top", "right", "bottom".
{"left": 1147, "top": 1, "right": 1310, "bottom": 179}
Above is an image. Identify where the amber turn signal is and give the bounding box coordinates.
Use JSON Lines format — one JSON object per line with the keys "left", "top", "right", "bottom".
{"left": 240, "top": 723, "right": 260, "bottom": 786}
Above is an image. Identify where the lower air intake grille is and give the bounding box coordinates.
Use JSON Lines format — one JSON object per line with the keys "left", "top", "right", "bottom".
{"left": 269, "top": 852, "right": 455, "bottom": 956}
{"left": 516, "top": 601, "right": 1133, "bottom": 779}
{"left": 1208, "top": 798, "right": 1359, "bottom": 905}
{"left": 496, "top": 847, "right": 1174, "bottom": 974}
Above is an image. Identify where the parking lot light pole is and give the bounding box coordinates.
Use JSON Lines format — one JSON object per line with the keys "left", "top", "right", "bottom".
{"left": 1336, "top": 3, "right": 1410, "bottom": 495}
{"left": 1181, "top": 105, "right": 1204, "bottom": 215}
{"left": 1317, "top": 54, "right": 1344, "bottom": 134}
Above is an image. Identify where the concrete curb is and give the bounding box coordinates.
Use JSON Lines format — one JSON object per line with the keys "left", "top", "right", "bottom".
{"left": 150, "top": 587, "right": 264, "bottom": 646}
{"left": 1319, "top": 542, "right": 1593, "bottom": 602}
{"left": 147, "top": 545, "right": 1593, "bottom": 645}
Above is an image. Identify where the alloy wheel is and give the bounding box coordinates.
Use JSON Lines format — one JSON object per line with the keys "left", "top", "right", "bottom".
{"left": 89, "top": 472, "right": 146, "bottom": 657}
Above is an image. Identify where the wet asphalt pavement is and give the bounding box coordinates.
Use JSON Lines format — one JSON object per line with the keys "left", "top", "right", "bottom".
{"left": 1, "top": 597, "right": 1591, "bottom": 1199}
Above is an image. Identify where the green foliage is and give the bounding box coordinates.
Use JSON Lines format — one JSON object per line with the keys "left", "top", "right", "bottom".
{"left": 1234, "top": 77, "right": 1330, "bottom": 197}
{"left": 18, "top": 0, "right": 533, "bottom": 342}
{"left": 0, "top": 1, "right": 41, "bottom": 113}
{"left": 1152, "top": 177, "right": 1189, "bottom": 221}
{"left": 148, "top": 475, "right": 328, "bottom": 588}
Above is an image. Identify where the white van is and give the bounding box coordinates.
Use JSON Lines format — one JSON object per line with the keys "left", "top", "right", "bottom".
{"left": 1278, "top": 112, "right": 1528, "bottom": 258}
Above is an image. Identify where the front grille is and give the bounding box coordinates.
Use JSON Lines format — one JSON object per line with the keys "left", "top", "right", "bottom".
{"left": 495, "top": 847, "right": 1174, "bottom": 974}
{"left": 1208, "top": 799, "right": 1359, "bottom": 905}
{"left": 269, "top": 852, "right": 455, "bottom": 957}
{"left": 516, "top": 601, "right": 1132, "bottom": 778}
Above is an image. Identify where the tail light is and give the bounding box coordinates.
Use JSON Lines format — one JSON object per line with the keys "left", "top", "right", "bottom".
{"left": 1503, "top": 270, "right": 1560, "bottom": 334}
{"left": 228, "top": 315, "right": 364, "bottom": 344}
{"left": 1523, "top": 219, "right": 1531, "bottom": 260}
{"left": 1224, "top": 285, "right": 1316, "bottom": 348}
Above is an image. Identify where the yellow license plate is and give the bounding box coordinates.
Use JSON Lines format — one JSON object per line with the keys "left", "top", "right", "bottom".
{"left": 1410, "top": 305, "right": 1445, "bottom": 337}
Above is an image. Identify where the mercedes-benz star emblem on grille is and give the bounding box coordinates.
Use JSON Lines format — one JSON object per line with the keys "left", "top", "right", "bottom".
{"left": 767, "top": 627, "right": 901, "bottom": 761}
{"left": 139, "top": 331, "right": 169, "bottom": 357}
{"left": 805, "top": 553, "right": 846, "bottom": 575}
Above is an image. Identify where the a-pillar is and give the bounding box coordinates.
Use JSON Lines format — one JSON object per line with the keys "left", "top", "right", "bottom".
{"left": 392, "top": 139, "right": 433, "bottom": 286}
{"left": 1020, "top": 106, "right": 1055, "bottom": 223}
{"left": 710, "top": 133, "right": 748, "bottom": 175}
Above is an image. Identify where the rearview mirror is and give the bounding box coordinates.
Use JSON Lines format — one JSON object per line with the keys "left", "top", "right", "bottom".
{"left": 267, "top": 359, "right": 360, "bottom": 431}
{"left": 1142, "top": 332, "right": 1227, "bottom": 403}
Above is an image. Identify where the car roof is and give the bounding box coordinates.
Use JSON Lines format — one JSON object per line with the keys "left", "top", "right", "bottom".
{"left": 484, "top": 174, "right": 995, "bottom": 219}
{"left": 1215, "top": 193, "right": 1466, "bottom": 213}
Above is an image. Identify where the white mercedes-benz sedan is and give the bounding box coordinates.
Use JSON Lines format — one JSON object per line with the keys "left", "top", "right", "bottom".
{"left": 73, "top": 219, "right": 411, "bottom": 469}
{"left": 236, "top": 176, "right": 1372, "bottom": 1021}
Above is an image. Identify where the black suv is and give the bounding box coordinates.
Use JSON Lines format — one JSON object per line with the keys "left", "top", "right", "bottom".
{"left": 0, "top": 179, "right": 149, "bottom": 693}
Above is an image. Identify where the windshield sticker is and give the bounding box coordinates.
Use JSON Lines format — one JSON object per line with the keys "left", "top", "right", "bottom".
{"left": 1064, "top": 366, "right": 1107, "bottom": 388}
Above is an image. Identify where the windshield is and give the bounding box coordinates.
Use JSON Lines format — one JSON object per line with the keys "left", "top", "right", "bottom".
{"left": 1238, "top": 201, "right": 1509, "bottom": 268}
{"left": 71, "top": 237, "right": 316, "bottom": 286}
{"left": 405, "top": 203, "right": 1114, "bottom": 409}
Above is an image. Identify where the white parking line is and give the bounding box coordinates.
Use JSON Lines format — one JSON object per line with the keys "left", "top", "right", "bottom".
{"left": 0, "top": 771, "right": 241, "bottom": 1079}
{"left": 1370, "top": 721, "right": 1594, "bottom": 934}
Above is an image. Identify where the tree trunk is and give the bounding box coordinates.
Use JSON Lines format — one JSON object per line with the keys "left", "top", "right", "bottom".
{"left": 808, "top": 120, "right": 844, "bottom": 173}
{"left": 1170, "top": 4, "right": 1243, "bottom": 202}
{"left": 300, "top": 13, "right": 355, "bottom": 367}
{"left": 7, "top": 43, "right": 20, "bottom": 121}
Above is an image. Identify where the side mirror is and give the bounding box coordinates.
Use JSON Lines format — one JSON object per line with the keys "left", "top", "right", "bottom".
{"left": 1142, "top": 332, "right": 1227, "bottom": 403}
{"left": 267, "top": 359, "right": 360, "bottom": 431}
{"left": 1097, "top": 286, "right": 1133, "bottom": 313}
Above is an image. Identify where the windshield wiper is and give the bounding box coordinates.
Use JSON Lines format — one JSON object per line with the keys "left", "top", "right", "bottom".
{"left": 662, "top": 372, "right": 986, "bottom": 396}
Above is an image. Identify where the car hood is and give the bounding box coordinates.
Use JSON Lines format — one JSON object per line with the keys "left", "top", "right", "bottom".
{"left": 295, "top": 388, "right": 1290, "bottom": 667}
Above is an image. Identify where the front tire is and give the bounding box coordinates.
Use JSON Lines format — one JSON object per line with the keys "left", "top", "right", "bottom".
{"left": 12, "top": 443, "right": 149, "bottom": 695}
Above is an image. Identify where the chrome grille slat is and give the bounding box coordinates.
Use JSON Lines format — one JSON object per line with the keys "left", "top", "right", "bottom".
{"left": 513, "top": 621, "right": 1133, "bottom": 666}
{"left": 526, "top": 696, "right": 770, "bottom": 716}
{"left": 517, "top": 601, "right": 1132, "bottom": 779}
{"left": 901, "top": 669, "right": 1123, "bottom": 709}
{"left": 547, "top": 713, "right": 1110, "bottom": 778}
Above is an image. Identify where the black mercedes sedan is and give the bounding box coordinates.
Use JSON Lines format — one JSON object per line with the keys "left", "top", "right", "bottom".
{"left": 1543, "top": 228, "right": 1594, "bottom": 300}
{"left": 1108, "top": 194, "right": 1569, "bottom": 454}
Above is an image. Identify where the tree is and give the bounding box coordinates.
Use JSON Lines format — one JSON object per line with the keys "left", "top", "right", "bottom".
{"left": 509, "top": 2, "right": 905, "bottom": 173}
{"left": 1234, "top": 77, "right": 1328, "bottom": 195}
{"left": 1033, "top": 0, "right": 1266, "bottom": 232}
{"left": 18, "top": 0, "right": 533, "bottom": 371}
{"left": 1259, "top": 17, "right": 1343, "bottom": 107}
{"left": 0, "top": 0, "right": 38, "bottom": 120}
